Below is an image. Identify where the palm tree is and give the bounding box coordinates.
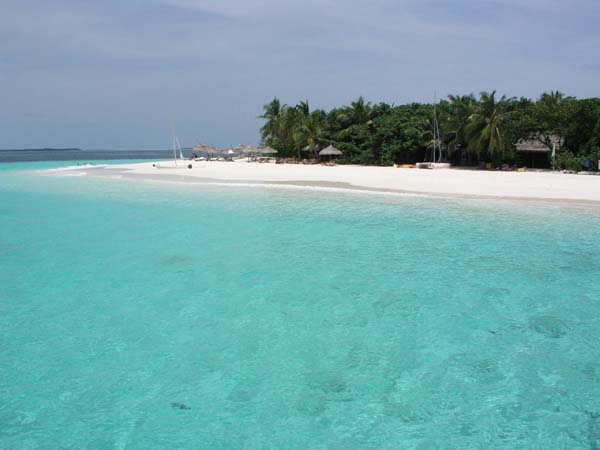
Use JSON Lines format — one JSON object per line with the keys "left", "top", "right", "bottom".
{"left": 446, "top": 94, "right": 477, "bottom": 161}
{"left": 343, "top": 97, "right": 372, "bottom": 126}
{"left": 465, "top": 91, "right": 507, "bottom": 161}
{"left": 539, "top": 91, "right": 565, "bottom": 106}
{"left": 296, "top": 100, "right": 310, "bottom": 117}
{"left": 533, "top": 91, "right": 573, "bottom": 149}
{"left": 295, "top": 110, "right": 326, "bottom": 158}
{"left": 258, "top": 98, "right": 283, "bottom": 145}
{"left": 335, "top": 96, "right": 374, "bottom": 141}
{"left": 288, "top": 101, "right": 327, "bottom": 158}
{"left": 277, "top": 106, "right": 301, "bottom": 156}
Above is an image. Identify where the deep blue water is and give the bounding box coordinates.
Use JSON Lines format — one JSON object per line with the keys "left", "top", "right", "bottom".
{"left": 0, "top": 149, "right": 176, "bottom": 163}
{"left": 1, "top": 161, "right": 600, "bottom": 449}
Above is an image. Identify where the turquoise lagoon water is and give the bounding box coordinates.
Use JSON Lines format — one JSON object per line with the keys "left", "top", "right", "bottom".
{"left": 1, "top": 162, "right": 600, "bottom": 449}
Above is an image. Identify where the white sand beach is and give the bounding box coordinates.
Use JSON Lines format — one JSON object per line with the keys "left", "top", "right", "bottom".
{"left": 54, "top": 160, "right": 600, "bottom": 204}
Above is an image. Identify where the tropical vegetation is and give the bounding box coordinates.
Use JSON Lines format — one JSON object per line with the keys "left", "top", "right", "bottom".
{"left": 258, "top": 92, "right": 600, "bottom": 170}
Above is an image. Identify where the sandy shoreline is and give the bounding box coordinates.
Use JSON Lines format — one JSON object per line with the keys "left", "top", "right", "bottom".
{"left": 46, "top": 160, "right": 600, "bottom": 205}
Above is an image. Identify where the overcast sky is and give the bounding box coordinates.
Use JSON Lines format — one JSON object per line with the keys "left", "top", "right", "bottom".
{"left": 2, "top": 0, "right": 599, "bottom": 149}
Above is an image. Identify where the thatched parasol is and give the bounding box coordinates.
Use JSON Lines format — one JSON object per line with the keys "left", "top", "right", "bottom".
{"left": 234, "top": 145, "right": 261, "bottom": 154}
{"left": 193, "top": 144, "right": 218, "bottom": 154}
{"left": 259, "top": 146, "right": 278, "bottom": 155}
{"left": 318, "top": 145, "right": 343, "bottom": 156}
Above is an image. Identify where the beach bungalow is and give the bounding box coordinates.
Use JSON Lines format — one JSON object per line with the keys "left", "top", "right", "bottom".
{"left": 516, "top": 134, "right": 560, "bottom": 168}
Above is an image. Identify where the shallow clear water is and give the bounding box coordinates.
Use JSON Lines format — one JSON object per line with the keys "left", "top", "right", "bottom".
{"left": 1, "top": 163, "right": 600, "bottom": 449}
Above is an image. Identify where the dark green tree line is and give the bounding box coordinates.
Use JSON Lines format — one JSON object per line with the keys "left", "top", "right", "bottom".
{"left": 258, "top": 92, "right": 600, "bottom": 170}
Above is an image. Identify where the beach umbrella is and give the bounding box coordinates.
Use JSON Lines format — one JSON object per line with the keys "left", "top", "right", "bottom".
{"left": 244, "top": 145, "right": 261, "bottom": 154}
{"left": 193, "top": 144, "right": 218, "bottom": 155}
{"left": 233, "top": 145, "right": 260, "bottom": 154}
{"left": 259, "top": 146, "right": 278, "bottom": 155}
{"left": 318, "top": 145, "right": 343, "bottom": 156}
{"left": 235, "top": 145, "right": 262, "bottom": 159}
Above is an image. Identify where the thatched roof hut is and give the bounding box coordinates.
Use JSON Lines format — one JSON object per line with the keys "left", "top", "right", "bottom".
{"left": 193, "top": 144, "right": 218, "bottom": 154}
{"left": 234, "top": 145, "right": 261, "bottom": 154}
{"left": 319, "top": 145, "right": 343, "bottom": 156}
{"left": 516, "top": 134, "right": 560, "bottom": 152}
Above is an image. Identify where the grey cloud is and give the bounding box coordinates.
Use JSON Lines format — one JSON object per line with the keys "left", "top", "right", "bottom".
{"left": 1, "top": 0, "right": 598, "bottom": 148}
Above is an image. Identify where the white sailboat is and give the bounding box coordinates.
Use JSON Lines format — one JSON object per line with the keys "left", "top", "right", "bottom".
{"left": 153, "top": 130, "right": 192, "bottom": 169}
{"left": 417, "top": 94, "right": 450, "bottom": 169}
{"left": 171, "top": 132, "right": 186, "bottom": 166}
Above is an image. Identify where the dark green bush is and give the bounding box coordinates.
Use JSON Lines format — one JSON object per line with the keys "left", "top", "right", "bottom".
{"left": 555, "top": 149, "right": 600, "bottom": 171}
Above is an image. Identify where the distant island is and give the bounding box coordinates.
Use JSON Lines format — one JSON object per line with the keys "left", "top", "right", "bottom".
{"left": 0, "top": 148, "right": 82, "bottom": 152}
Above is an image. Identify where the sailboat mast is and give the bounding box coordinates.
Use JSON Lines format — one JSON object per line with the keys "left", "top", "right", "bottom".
{"left": 171, "top": 127, "right": 178, "bottom": 166}
{"left": 437, "top": 110, "right": 442, "bottom": 162}
{"left": 432, "top": 93, "right": 442, "bottom": 163}
{"left": 433, "top": 93, "right": 437, "bottom": 163}
{"left": 175, "top": 136, "right": 184, "bottom": 160}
